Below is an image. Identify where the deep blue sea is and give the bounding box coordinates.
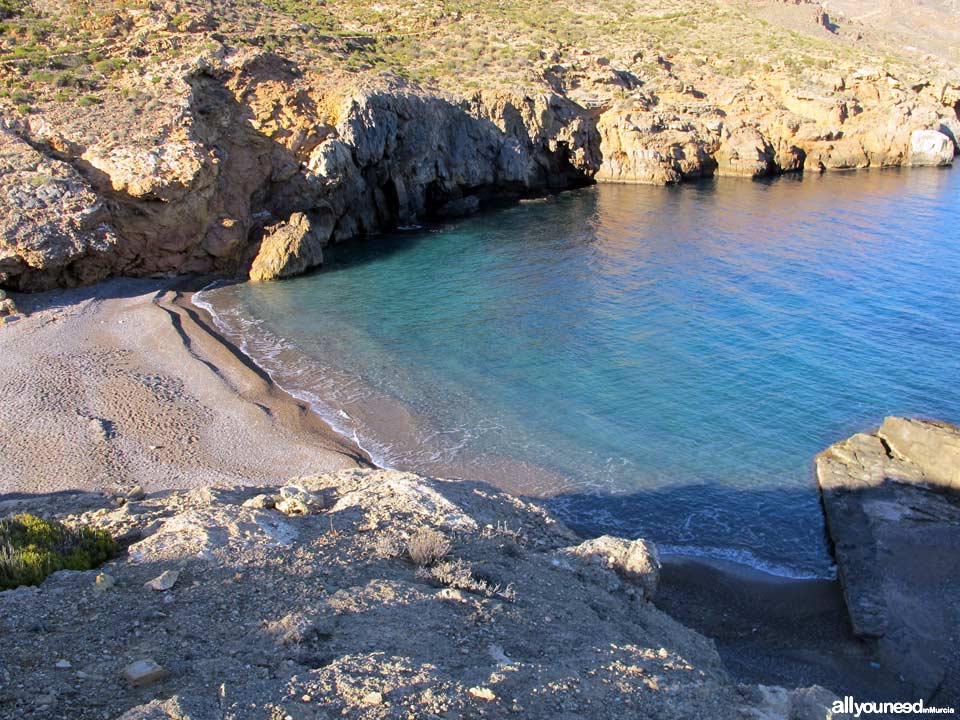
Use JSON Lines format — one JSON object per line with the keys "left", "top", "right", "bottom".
{"left": 200, "top": 166, "right": 960, "bottom": 578}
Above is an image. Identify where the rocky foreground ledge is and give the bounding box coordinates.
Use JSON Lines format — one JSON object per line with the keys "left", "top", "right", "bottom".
{"left": 817, "top": 417, "right": 960, "bottom": 704}
{"left": 0, "top": 468, "right": 835, "bottom": 720}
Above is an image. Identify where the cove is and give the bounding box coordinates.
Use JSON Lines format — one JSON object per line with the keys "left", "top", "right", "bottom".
{"left": 200, "top": 166, "right": 960, "bottom": 578}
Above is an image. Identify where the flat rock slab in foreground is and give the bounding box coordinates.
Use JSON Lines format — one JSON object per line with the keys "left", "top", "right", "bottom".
{"left": 816, "top": 417, "right": 960, "bottom": 703}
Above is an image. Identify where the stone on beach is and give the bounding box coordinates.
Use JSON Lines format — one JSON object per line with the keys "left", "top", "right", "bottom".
{"left": 123, "top": 659, "right": 168, "bottom": 688}
{"left": 248, "top": 212, "right": 332, "bottom": 283}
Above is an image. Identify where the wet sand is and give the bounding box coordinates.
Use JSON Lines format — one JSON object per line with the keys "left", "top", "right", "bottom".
{"left": 0, "top": 277, "right": 911, "bottom": 701}
{"left": 657, "top": 555, "right": 914, "bottom": 701}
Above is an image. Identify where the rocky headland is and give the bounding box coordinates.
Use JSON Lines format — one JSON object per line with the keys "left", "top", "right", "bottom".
{"left": 817, "top": 417, "right": 960, "bottom": 706}
{"left": 1, "top": 0, "right": 959, "bottom": 291}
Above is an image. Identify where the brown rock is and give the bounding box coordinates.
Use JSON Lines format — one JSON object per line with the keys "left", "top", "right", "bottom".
{"left": 248, "top": 212, "right": 332, "bottom": 282}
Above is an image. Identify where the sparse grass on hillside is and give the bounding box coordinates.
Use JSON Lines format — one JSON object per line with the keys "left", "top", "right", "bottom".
{"left": 0, "top": 0, "right": 949, "bottom": 115}
{"left": 0, "top": 514, "right": 117, "bottom": 590}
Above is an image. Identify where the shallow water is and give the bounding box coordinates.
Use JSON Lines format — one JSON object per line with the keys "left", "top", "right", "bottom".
{"left": 201, "top": 166, "right": 960, "bottom": 578}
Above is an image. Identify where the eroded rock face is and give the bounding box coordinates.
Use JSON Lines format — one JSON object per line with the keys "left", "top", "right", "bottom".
{"left": 0, "top": 129, "right": 119, "bottom": 291}
{"left": 0, "top": 55, "right": 601, "bottom": 291}
{"left": 1, "top": 47, "right": 957, "bottom": 290}
{"left": 816, "top": 417, "right": 960, "bottom": 702}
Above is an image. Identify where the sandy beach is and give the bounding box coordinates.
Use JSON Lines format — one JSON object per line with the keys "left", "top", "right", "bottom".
{"left": 0, "top": 278, "right": 366, "bottom": 498}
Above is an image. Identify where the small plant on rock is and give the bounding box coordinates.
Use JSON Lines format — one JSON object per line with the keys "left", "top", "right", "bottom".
{"left": 406, "top": 527, "right": 450, "bottom": 567}
{"left": 0, "top": 514, "right": 117, "bottom": 590}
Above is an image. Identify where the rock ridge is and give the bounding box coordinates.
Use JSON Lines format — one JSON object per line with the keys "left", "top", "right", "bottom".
{"left": 1, "top": 41, "right": 957, "bottom": 290}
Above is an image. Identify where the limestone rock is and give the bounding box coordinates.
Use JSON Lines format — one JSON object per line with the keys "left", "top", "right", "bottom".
{"left": 123, "top": 659, "right": 168, "bottom": 687}
{"left": 879, "top": 416, "right": 960, "bottom": 490}
{"left": 145, "top": 570, "right": 180, "bottom": 591}
{"left": 815, "top": 417, "right": 960, "bottom": 698}
{"left": 274, "top": 485, "right": 331, "bottom": 515}
{"left": 908, "top": 129, "right": 955, "bottom": 166}
{"left": 564, "top": 535, "right": 661, "bottom": 600}
{"left": 248, "top": 212, "right": 331, "bottom": 282}
{"left": 0, "top": 296, "right": 16, "bottom": 318}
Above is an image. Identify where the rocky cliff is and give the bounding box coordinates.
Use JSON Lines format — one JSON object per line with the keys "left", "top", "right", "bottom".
{"left": 0, "top": 0, "right": 958, "bottom": 290}
{"left": 1, "top": 51, "right": 600, "bottom": 290}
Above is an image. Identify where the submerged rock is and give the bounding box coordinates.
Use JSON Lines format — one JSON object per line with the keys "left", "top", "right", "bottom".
{"left": 816, "top": 417, "right": 960, "bottom": 701}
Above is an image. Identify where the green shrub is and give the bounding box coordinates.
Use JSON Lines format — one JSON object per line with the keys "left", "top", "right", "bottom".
{"left": 77, "top": 94, "right": 102, "bottom": 106}
{"left": 0, "top": 514, "right": 117, "bottom": 590}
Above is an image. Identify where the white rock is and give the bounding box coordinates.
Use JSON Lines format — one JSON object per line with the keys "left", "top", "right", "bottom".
{"left": 909, "top": 129, "right": 955, "bottom": 166}
{"left": 54, "top": 660, "right": 71, "bottom": 670}
{"left": 145, "top": 570, "right": 180, "bottom": 591}
{"left": 122, "top": 659, "right": 168, "bottom": 687}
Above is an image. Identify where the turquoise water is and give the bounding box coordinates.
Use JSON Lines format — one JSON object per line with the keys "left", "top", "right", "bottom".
{"left": 202, "top": 166, "right": 960, "bottom": 577}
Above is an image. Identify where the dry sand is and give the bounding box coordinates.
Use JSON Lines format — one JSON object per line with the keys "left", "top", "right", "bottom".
{"left": 0, "top": 277, "right": 366, "bottom": 498}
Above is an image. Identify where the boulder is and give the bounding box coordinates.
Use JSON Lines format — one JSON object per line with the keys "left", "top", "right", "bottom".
{"left": 908, "top": 129, "right": 955, "bottom": 166}
{"left": 564, "top": 535, "right": 661, "bottom": 600}
{"left": 248, "top": 211, "right": 333, "bottom": 282}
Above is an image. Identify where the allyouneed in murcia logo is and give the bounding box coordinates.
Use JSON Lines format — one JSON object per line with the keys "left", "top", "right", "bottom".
{"left": 832, "top": 697, "right": 956, "bottom": 717}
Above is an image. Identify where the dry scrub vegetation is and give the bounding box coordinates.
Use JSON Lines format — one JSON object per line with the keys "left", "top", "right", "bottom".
{"left": 1, "top": 0, "right": 953, "bottom": 116}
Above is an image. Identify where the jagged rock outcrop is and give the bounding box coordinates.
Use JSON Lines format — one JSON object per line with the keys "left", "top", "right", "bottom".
{"left": 816, "top": 417, "right": 960, "bottom": 703}
{"left": 0, "top": 52, "right": 600, "bottom": 291}
{"left": 0, "top": 468, "right": 837, "bottom": 719}
{"left": 0, "top": 128, "right": 119, "bottom": 291}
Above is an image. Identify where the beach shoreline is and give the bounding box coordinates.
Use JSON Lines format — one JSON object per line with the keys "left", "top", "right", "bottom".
{"left": 0, "top": 276, "right": 914, "bottom": 699}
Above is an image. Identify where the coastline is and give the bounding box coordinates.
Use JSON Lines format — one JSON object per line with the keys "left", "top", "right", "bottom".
{"left": 0, "top": 276, "right": 917, "bottom": 701}
{"left": 185, "top": 282, "right": 917, "bottom": 697}
{"left": 195, "top": 277, "right": 837, "bottom": 580}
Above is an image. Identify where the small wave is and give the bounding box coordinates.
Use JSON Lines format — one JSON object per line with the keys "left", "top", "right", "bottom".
{"left": 194, "top": 282, "right": 397, "bottom": 470}
{"left": 659, "top": 544, "right": 836, "bottom": 581}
